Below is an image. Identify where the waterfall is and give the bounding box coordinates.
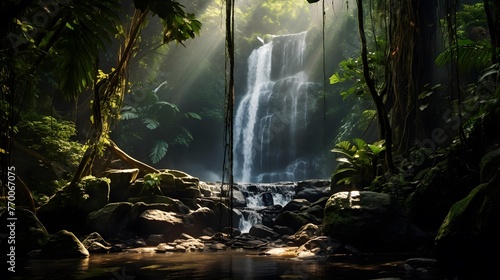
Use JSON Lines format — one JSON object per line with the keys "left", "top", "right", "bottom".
{"left": 234, "top": 32, "right": 314, "bottom": 183}
{"left": 236, "top": 183, "right": 295, "bottom": 233}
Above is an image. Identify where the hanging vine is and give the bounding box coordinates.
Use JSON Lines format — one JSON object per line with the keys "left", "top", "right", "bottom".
{"left": 221, "top": 0, "right": 235, "bottom": 235}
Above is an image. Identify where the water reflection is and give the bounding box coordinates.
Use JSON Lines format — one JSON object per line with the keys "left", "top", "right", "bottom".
{"left": 13, "top": 250, "right": 441, "bottom": 280}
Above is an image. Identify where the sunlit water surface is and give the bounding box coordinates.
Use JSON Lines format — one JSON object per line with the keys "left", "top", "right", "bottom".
{"left": 12, "top": 250, "right": 442, "bottom": 280}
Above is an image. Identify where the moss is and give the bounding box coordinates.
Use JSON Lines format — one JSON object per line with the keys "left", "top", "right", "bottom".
{"left": 436, "top": 183, "right": 487, "bottom": 241}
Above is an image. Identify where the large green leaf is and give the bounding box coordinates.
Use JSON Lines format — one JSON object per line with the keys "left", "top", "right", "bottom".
{"left": 142, "top": 118, "right": 160, "bottom": 130}
{"left": 120, "top": 110, "right": 139, "bottom": 120}
{"left": 52, "top": 0, "right": 121, "bottom": 99}
{"left": 149, "top": 140, "right": 168, "bottom": 163}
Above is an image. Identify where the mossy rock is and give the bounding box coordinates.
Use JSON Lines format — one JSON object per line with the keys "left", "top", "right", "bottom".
{"left": 38, "top": 176, "right": 110, "bottom": 233}
{"left": 435, "top": 174, "right": 500, "bottom": 276}
{"left": 1, "top": 208, "right": 50, "bottom": 255}
{"left": 86, "top": 202, "right": 133, "bottom": 238}
{"left": 479, "top": 147, "right": 500, "bottom": 183}
{"left": 41, "top": 230, "right": 89, "bottom": 259}
{"left": 322, "top": 191, "right": 414, "bottom": 252}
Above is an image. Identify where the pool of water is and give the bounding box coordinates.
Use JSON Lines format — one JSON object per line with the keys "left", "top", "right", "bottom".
{"left": 11, "top": 250, "right": 442, "bottom": 280}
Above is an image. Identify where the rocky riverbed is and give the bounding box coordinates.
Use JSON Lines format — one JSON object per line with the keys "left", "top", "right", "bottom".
{"left": 3, "top": 161, "right": 500, "bottom": 279}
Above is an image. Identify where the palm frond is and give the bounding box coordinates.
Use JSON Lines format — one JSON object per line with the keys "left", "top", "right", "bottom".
{"left": 435, "top": 41, "right": 492, "bottom": 71}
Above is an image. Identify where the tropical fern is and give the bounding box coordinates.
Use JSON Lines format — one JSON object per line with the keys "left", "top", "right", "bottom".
{"left": 331, "top": 138, "right": 386, "bottom": 188}
{"left": 435, "top": 40, "right": 493, "bottom": 71}
{"left": 119, "top": 90, "right": 200, "bottom": 164}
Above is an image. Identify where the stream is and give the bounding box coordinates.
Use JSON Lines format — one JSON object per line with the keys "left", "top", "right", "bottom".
{"left": 12, "top": 250, "right": 442, "bottom": 280}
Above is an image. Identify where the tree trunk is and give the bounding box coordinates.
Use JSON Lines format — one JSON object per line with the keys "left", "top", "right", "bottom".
{"left": 356, "top": 0, "right": 395, "bottom": 172}
{"left": 69, "top": 9, "right": 149, "bottom": 187}
{"left": 107, "top": 140, "right": 159, "bottom": 176}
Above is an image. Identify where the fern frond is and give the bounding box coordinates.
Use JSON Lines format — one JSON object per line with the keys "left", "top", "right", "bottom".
{"left": 435, "top": 42, "right": 492, "bottom": 71}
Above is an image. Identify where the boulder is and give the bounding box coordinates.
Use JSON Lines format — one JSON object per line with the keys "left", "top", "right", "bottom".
{"left": 283, "top": 199, "right": 310, "bottom": 212}
{"left": 258, "top": 204, "right": 282, "bottom": 228}
{"left": 286, "top": 223, "right": 321, "bottom": 246}
{"left": 214, "top": 202, "right": 242, "bottom": 230}
{"left": 302, "top": 204, "right": 324, "bottom": 224}
{"left": 86, "top": 202, "right": 133, "bottom": 238}
{"left": 101, "top": 169, "right": 139, "bottom": 202}
{"left": 198, "top": 181, "right": 214, "bottom": 197}
{"left": 405, "top": 159, "right": 479, "bottom": 232}
{"left": 38, "top": 176, "right": 110, "bottom": 232}
{"left": 231, "top": 189, "right": 247, "bottom": 207}
{"left": 274, "top": 211, "right": 309, "bottom": 232}
{"left": 185, "top": 207, "right": 217, "bottom": 235}
{"left": 273, "top": 225, "right": 295, "bottom": 236}
{"left": 479, "top": 147, "right": 500, "bottom": 183}
{"left": 1, "top": 208, "right": 50, "bottom": 255}
{"left": 294, "top": 180, "right": 330, "bottom": 203}
{"left": 296, "top": 236, "right": 343, "bottom": 259}
{"left": 41, "top": 230, "right": 89, "bottom": 259}
{"left": 262, "top": 192, "right": 274, "bottom": 206}
{"left": 159, "top": 170, "right": 202, "bottom": 199}
{"left": 133, "top": 209, "right": 185, "bottom": 241}
{"left": 81, "top": 232, "right": 110, "bottom": 248}
{"left": 127, "top": 195, "right": 189, "bottom": 213}
{"left": 81, "top": 231, "right": 112, "bottom": 253}
{"left": 435, "top": 174, "right": 500, "bottom": 278}
{"left": 249, "top": 224, "right": 277, "bottom": 239}
{"left": 128, "top": 201, "right": 190, "bottom": 225}
{"left": 322, "top": 191, "right": 418, "bottom": 252}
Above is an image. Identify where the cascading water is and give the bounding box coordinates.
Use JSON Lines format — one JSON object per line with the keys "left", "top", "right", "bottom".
{"left": 234, "top": 32, "right": 317, "bottom": 183}
{"left": 235, "top": 183, "right": 295, "bottom": 233}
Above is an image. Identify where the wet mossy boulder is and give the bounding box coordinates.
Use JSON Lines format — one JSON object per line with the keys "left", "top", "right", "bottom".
{"left": 479, "top": 147, "right": 500, "bottom": 183}
{"left": 101, "top": 168, "right": 139, "bottom": 202}
{"left": 294, "top": 180, "right": 330, "bottom": 203}
{"left": 0, "top": 208, "right": 50, "bottom": 256}
{"left": 38, "top": 176, "right": 110, "bottom": 233}
{"left": 132, "top": 209, "right": 185, "bottom": 241}
{"left": 144, "top": 170, "right": 202, "bottom": 200}
{"left": 127, "top": 195, "right": 189, "bottom": 213}
{"left": 275, "top": 211, "right": 310, "bottom": 232}
{"left": 405, "top": 159, "right": 478, "bottom": 231}
{"left": 435, "top": 174, "right": 500, "bottom": 278}
{"left": 41, "top": 230, "right": 89, "bottom": 259}
{"left": 322, "top": 191, "right": 419, "bottom": 252}
{"left": 86, "top": 202, "right": 133, "bottom": 238}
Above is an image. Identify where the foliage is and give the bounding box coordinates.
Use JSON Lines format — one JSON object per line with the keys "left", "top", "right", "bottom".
{"left": 455, "top": 3, "right": 488, "bottom": 39}
{"left": 331, "top": 138, "right": 386, "bottom": 188}
{"left": 330, "top": 46, "right": 386, "bottom": 100}
{"left": 118, "top": 89, "right": 200, "bottom": 164}
{"left": 44, "top": 1, "right": 121, "bottom": 100}
{"left": 238, "top": 0, "right": 309, "bottom": 36}
{"left": 134, "top": 0, "right": 201, "bottom": 45}
{"left": 435, "top": 40, "right": 493, "bottom": 71}
{"left": 16, "top": 114, "right": 84, "bottom": 167}
{"left": 141, "top": 172, "right": 163, "bottom": 196}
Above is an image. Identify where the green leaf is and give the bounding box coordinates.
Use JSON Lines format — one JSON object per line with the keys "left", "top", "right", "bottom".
{"left": 368, "top": 141, "right": 386, "bottom": 155}
{"left": 143, "top": 118, "right": 160, "bottom": 130}
{"left": 418, "top": 91, "right": 433, "bottom": 100}
{"left": 329, "top": 72, "right": 346, "bottom": 85}
{"left": 352, "top": 138, "right": 367, "bottom": 150}
{"left": 419, "top": 104, "right": 429, "bottom": 111}
{"left": 120, "top": 110, "right": 139, "bottom": 120}
{"left": 149, "top": 140, "right": 168, "bottom": 164}
{"left": 184, "top": 112, "right": 201, "bottom": 120}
